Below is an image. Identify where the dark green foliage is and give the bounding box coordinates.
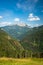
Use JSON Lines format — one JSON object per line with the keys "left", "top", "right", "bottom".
{"left": 21, "top": 25, "right": 43, "bottom": 57}
{"left": 0, "top": 28, "right": 24, "bottom": 58}
{"left": 0, "top": 25, "right": 43, "bottom": 58}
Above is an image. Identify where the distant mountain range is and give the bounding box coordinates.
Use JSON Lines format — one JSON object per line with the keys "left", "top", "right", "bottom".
{"left": 1, "top": 24, "right": 30, "bottom": 40}
{"left": 0, "top": 25, "right": 43, "bottom": 58}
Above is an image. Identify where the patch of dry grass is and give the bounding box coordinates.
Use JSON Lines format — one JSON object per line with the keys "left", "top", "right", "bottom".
{"left": 0, "top": 57, "right": 43, "bottom": 65}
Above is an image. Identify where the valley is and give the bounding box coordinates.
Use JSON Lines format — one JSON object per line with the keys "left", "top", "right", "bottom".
{"left": 0, "top": 25, "right": 43, "bottom": 58}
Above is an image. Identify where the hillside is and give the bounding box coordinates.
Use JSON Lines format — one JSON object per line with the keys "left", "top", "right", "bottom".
{"left": 21, "top": 25, "right": 43, "bottom": 57}
{"left": 2, "top": 25, "right": 30, "bottom": 40}
{"left": 0, "top": 28, "right": 24, "bottom": 58}
{"left": 0, "top": 25, "right": 43, "bottom": 58}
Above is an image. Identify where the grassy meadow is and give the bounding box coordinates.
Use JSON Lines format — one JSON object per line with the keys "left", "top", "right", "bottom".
{"left": 0, "top": 58, "right": 43, "bottom": 65}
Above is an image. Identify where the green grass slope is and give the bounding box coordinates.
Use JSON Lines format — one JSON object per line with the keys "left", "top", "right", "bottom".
{"left": 21, "top": 25, "right": 43, "bottom": 57}
{"left": 0, "top": 28, "right": 24, "bottom": 58}
{"left": 0, "top": 58, "right": 43, "bottom": 65}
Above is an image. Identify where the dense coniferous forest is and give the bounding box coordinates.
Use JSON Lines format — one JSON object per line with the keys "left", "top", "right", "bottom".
{"left": 0, "top": 25, "right": 43, "bottom": 58}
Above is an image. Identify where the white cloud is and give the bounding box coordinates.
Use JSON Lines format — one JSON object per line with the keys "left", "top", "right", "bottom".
{"left": 15, "top": 21, "right": 26, "bottom": 26}
{"left": 27, "top": 13, "right": 40, "bottom": 21}
{"left": 0, "top": 16, "right": 3, "bottom": 19}
{"left": 27, "top": 24, "right": 40, "bottom": 27}
{"left": 14, "top": 18, "right": 26, "bottom": 26}
{"left": 0, "top": 18, "right": 26, "bottom": 27}
{"left": 14, "top": 18, "right": 20, "bottom": 22}
{"left": 0, "top": 22, "right": 12, "bottom": 27}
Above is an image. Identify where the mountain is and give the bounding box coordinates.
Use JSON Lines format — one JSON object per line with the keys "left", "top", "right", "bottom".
{"left": 1, "top": 25, "right": 30, "bottom": 40}
{"left": 0, "top": 25, "right": 43, "bottom": 58}
{"left": 21, "top": 25, "right": 43, "bottom": 57}
{"left": 0, "top": 28, "right": 24, "bottom": 58}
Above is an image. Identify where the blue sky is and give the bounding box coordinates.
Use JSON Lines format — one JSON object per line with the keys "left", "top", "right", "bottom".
{"left": 0, "top": 0, "right": 43, "bottom": 27}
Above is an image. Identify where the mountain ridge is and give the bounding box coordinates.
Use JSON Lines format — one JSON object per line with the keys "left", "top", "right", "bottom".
{"left": 0, "top": 25, "right": 43, "bottom": 58}
{"left": 1, "top": 24, "right": 30, "bottom": 40}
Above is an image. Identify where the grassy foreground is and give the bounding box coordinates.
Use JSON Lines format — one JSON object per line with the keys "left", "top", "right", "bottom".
{"left": 0, "top": 58, "right": 43, "bottom": 65}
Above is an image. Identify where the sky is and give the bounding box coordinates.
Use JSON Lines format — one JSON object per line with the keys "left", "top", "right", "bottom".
{"left": 0, "top": 0, "right": 43, "bottom": 27}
